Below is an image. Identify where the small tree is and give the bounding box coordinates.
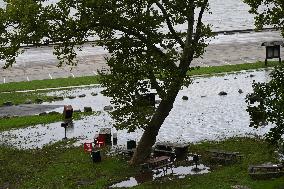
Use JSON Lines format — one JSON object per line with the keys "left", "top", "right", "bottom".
{"left": 246, "top": 64, "right": 284, "bottom": 144}
{"left": 0, "top": 0, "right": 212, "bottom": 165}
{"left": 244, "top": 0, "right": 284, "bottom": 36}
{"left": 245, "top": 0, "right": 284, "bottom": 146}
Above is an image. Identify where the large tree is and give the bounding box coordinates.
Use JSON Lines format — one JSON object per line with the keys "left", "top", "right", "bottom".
{"left": 0, "top": 0, "right": 212, "bottom": 165}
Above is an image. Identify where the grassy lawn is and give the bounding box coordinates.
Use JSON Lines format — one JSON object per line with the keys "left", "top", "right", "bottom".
{"left": 1, "top": 138, "right": 283, "bottom": 189}
{"left": 0, "top": 61, "right": 279, "bottom": 93}
{"left": 0, "top": 112, "right": 96, "bottom": 131}
{"left": 188, "top": 61, "right": 278, "bottom": 76}
{"left": 0, "top": 92, "right": 53, "bottom": 106}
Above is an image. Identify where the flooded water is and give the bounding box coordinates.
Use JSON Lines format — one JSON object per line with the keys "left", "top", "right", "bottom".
{"left": 110, "top": 164, "right": 210, "bottom": 188}
{"left": 0, "top": 69, "right": 274, "bottom": 149}
{"left": 0, "top": 0, "right": 262, "bottom": 32}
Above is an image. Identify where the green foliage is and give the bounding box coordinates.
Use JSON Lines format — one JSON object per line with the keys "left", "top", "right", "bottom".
{"left": 0, "top": 0, "right": 213, "bottom": 133}
{"left": 246, "top": 63, "right": 284, "bottom": 144}
{"left": 244, "top": 0, "right": 284, "bottom": 37}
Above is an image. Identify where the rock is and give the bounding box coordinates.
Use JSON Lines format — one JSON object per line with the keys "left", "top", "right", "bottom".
{"left": 238, "top": 89, "right": 243, "bottom": 94}
{"left": 155, "top": 100, "right": 162, "bottom": 104}
{"left": 35, "top": 98, "right": 43, "bottom": 104}
{"left": 78, "top": 94, "right": 86, "bottom": 98}
{"left": 67, "top": 96, "right": 76, "bottom": 99}
{"left": 182, "top": 96, "right": 189, "bottom": 100}
{"left": 224, "top": 78, "right": 229, "bottom": 80}
{"left": 231, "top": 185, "right": 250, "bottom": 189}
{"left": 24, "top": 99, "right": 32, "bottom": 104}
{"left": 48, "top": 111, "right": 60, "bottom": 115}
{"left": 234, "top": 77, "right": 237, "bottom": 79}
{"left": 53, "top": 96, "right": 64, "bottom": 101}
{"left": 218, "top": 91, "right": 228, "bottom": 96}
{"left": 39, "top": 112, "right": 47, "bottom": 116}
{"left": 201, "top": 96, "right": 206, "bottom": 98}
{"left": 249, "top": 74, "right": 255, "bottom": 78}
{"left": 104, "top": 105, "right": 113, "bottom": 111}
{"left": 74, "top": 110, "right": 81, "bottom": 113}
{"left": 3, "top": 101, "right": 13, "bottom": 106}
{"left": 91, "top": 92, "right": 98, "bottom": 96}
{"left": 84, "top": 107, "right": 92, "bottom": 112}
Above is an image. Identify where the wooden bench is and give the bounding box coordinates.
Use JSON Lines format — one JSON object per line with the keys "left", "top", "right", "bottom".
{"left": 140, "top": 156, "right": 173, "bottom": 172}
{"left": 207, "top": 149, "right": 243, "bottom": 163}
{"left": 153, "top": 142, "right": 189, "bottom": 158}
{"left": 249, "top": 164, "right": 284, "bottom": 179}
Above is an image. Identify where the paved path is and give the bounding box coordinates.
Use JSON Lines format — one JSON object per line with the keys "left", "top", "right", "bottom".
{"left": 0, "top": 30, "right": 283, "bottom": 83}
{"left": 0, "top": 104, "right": 63, "bottom": 117}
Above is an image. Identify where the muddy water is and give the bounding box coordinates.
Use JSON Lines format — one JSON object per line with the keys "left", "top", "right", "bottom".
{"left": 110, "top": 164, "right": 210, "bottom": 188}
{"left": 0, "top": 69, "right": 273, "bottom": 149}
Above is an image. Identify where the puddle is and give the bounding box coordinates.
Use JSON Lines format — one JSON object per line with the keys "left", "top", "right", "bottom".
{"left": 0, "top": 70, "right": 273, "bottom": 149}
{"left": 110, "top": 164, "right": 210, "bottom": 188}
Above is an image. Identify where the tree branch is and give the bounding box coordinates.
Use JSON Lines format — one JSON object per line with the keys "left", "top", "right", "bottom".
{"left": 155, "top": 1, "right": 185, "bottom": 49}
{"left": 148, "top": 70, "right": 166, "bottom": 98}
{"left": 193, "top": 0, "right": 208, "bottom": 43}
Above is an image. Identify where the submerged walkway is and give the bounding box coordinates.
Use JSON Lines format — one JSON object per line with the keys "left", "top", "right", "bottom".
{"left": 0, "top": 30, "right": 283, "bottom": 83}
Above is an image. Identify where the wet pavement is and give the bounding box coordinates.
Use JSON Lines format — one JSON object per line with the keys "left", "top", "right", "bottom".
{"left": 0, "top": 104, "right": 63, "bottom": 118}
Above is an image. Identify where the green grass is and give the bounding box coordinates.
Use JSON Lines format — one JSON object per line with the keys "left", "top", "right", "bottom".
{"left": 0, "top": 75, "right": 100, "bottom": 92}
{"left": 0, "top": 92, "right": 54, "bottom": 106}
{"left": 1, "top": 137, "right": 283, "bottom": 189}
{"left": 0, "top": 61, "right": 279, "bottom": 93}
{"left": 134, "top": 137, "right": 284, "bottom": 189}
{"left": 188, "top": 61, "right": 278, "bottom": 76}
{"left": 0, "top": 140, "right": 137, "bottom": 189}
{"left": 0, "top": 112, "right": 96, "bottom": 131}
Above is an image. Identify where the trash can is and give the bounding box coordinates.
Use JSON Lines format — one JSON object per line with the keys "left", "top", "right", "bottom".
{"left": 91, "top": 150, "right": 101, "bottom": 163}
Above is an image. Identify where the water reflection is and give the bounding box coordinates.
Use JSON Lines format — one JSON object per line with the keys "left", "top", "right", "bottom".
{"left": 110, "top": 164, "right": 210, "bottom": 188}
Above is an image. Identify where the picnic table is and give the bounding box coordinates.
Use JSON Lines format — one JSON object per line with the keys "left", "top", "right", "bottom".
{"left": 249, "top": 163, "right": 284, "bottom": 179}
{"left": 207, "top": 149, "right": 243, "bottom": 163}
{"left": 153, "top": 142, "right": 189, "bottom": 158}
{"left": 140, "top": 156, "right": 173, "bottom": 172}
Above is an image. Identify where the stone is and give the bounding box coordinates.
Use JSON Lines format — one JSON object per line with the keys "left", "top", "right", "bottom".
{"left": 78, "top": 94, "right": 86, "bottom": 98}
{"left": 218, "top": 91, "right": 228, "bottom": 96}
{"left": 3, "top": 101, "right": 13, "bottom": 106}
{"left": 84, "top": 107, "right": 92, "bottom": 112}
{"left": 104, "top": 105, "right": 113, "bottom": 111}
{"left": 201, "top": 96, "right": 206, "bottom": 98}
{"left": 249, "top": 74, "right": 255, "bottom": 78}
{"left": 231, "top": 185, "right": 250, "bottom": 189}
{"left": 67, "top": 96, "right": 76, "bottom": 99}
{"left": 39, "top": 112, "right": 47, "bottom": 116}
{"left": 155, "top": 100, "right": 162, "bottom": 104}
{"left": 53, "top": 96, "right": 64, "bottom": 101}
{"left": 24, "top": 99, "right": 32, "bottom": 104}
{"left": 35, "top": 98, "right": 43, "bottom": 104}
{"left": 182, "top": 96, "right": 189, "bottom": 100}
{"left": 238, "top": 89, "right": 243, "bottom": 94}
{"left": 91, "top": 92, "right": 98, "bottom": 96}
{"left": 48, "top": 111, "right": 60, "bottom": 115}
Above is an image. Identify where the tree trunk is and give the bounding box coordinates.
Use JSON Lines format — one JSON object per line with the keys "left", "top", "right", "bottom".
{"left": 129, "top": 85, "right": 181, "bottom": 165}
